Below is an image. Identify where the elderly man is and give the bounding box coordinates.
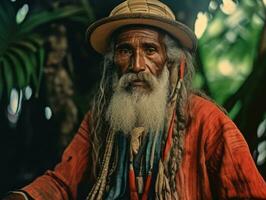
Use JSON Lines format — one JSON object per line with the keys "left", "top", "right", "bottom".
{"left": 5, "top": 0, "right": 266, "bottom": 199}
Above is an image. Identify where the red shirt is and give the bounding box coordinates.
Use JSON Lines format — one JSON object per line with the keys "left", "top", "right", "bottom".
{"left": 23, "top": 95, "right": 266, "bottom": 199}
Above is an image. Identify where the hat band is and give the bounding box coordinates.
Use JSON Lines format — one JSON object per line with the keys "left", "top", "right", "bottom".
{"left": 110, "top": 0, "right": 176, "bottom": 20}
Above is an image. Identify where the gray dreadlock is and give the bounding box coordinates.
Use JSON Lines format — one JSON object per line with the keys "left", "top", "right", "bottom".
{"left": 163, "top": 35, "right": 195, "bottom": 198}
{"left": 87, "top": 49, "right": 115, "bottom": 182}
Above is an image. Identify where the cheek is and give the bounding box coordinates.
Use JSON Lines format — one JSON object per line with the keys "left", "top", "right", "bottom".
{"left": 147, "top": 55, "right": 166, "bottom": 75}
{"left": 114, "top": 56, "right": 130, "bottom": 73}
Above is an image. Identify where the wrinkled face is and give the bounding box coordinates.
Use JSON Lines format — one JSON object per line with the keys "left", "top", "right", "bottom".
{"left": 114, "top": 27, "right": 167, "bottom": 91}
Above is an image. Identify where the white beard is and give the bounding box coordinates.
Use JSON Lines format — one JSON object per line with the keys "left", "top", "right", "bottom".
{"left": 106, "top": 67, "right": 169, "bottom": 134}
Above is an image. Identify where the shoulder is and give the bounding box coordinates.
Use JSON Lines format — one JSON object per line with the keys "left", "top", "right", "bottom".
{"left": 188, "top": 94, "right": 230, "bottom": 126}
{"left": 187, "top": 94, "right": 247, "bottom": 159}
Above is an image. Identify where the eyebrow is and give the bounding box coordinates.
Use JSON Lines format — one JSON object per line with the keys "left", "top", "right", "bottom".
{"left": 142, "top": 42, "right": 160, "bottom": 48}
{"left": 115, "top": 41, "right": 160, "bottom": 49}
{"left": 115, "top": 43, "right": 133, "bottom": 49}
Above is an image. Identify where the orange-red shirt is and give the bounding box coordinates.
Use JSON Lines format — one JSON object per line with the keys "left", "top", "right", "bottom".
{"left": 23, "top": 95, "right": 266, "bottom": 199}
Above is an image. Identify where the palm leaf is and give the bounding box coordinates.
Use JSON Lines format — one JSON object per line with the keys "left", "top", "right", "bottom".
{"left": 24, "top": 34, "right": 44, "bottom": 47}
{"left": 14, "top": 40, "right": 38, "bottom": 52}
{"left": 0, "top": 1, "right": 92, "bottom": 100}
{"left": 19, "top": 6, "right": 86, "bottom": 35}
{"left": 35, "top": 47, "right": 45, "bottom": 96}
{"left": 28, "top": 52, "right": 39, "bottom": 89}
{"left": 11, "top": 47, "right": 35, "bottom": 75}
{"left": 6, "top": 51, "right": 26, "bottom": 88}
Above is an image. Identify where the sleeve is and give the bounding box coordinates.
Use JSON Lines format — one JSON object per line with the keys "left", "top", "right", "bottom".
{"left": 21, "top": 112, "right": 91, "bottom": 200}
{"left": 205, "top": 111, "right": 266, "bottom": 199}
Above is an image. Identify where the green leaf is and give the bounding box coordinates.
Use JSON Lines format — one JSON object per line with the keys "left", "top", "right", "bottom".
{"left": 8, "top": 47, "right": 34, "bottom": 84}
{"left": 19, "top": 6, "right": 85, "bottom": 34}
{"left": 5, "top": 51, "right": 26, "bottom": 88}
{"left": 25, "top": 34, "right": 44, "bottom": 46}
{"left": 29, "top": 51, "right": 39, "bottom": 89}
{"left": 35, "top": 47, "right": 45, "bottom": 96}
{"left": 2, "top": 57, "right": 14, "bottom": 99}
{"left": 14, "top": 40, "right": 38, "bottom": 52}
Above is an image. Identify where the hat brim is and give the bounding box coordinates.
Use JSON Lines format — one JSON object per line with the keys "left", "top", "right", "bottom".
{"left": 86, "top": 13, "right": 197, "bottom": 54}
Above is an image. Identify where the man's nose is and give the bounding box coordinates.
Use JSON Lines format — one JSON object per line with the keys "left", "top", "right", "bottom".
{"left": 130, "top": 50, "right": 145, "bottom": 73}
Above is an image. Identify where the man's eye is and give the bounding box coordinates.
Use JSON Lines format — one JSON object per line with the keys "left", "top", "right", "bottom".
{"left": 117, "top": 48, "right": 132, "bottom": 55}
{"left": 145, "top": 47, "right": 156, "bottom": 54}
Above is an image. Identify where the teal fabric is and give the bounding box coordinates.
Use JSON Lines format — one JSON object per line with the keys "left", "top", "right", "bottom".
{"left": 106, "top": 133, "right": 128, "bottom": 199}
{"left": 145, "top": 132, "right": 154, "bottom": 173}
{"left": 149, "top": 131, "right": 163, "bottom": 199}
{"left": 106, "top": 131, "right": 163, "bottom": 200}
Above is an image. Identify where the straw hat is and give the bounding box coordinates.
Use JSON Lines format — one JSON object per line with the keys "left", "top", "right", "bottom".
{"left": 86, "top": 0, "right": 197, "bottom": 54}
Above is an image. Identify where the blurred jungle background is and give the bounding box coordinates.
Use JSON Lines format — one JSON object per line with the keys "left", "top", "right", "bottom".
{"left": 0, "top": 0, "right": 266, "bottom": 197}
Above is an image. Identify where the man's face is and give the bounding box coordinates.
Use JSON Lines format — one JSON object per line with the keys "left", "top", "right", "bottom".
{"left": 114, "top": 27, "right": 167, "bottom": 91}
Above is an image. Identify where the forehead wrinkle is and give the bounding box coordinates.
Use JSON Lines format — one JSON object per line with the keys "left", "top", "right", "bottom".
{"left": 115, "top": 28, "right": 161, "bottom": 45}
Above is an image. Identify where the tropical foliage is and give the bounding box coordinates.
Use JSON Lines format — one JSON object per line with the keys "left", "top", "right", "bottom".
{"left": 0, "top": 1, "right": 90, "bottom": 101}
{"left": 199, "top": 0, "right": 265, "bottom": 106}
{"left": 196, "top": 0, "right": 266, "bottom": 172}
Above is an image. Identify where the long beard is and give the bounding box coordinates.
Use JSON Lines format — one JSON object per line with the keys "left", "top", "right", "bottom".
{"left": 106, "top": 67, "right": 169, "bottom": 134}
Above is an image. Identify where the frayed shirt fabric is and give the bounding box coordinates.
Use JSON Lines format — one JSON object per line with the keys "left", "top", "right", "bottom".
{"left": 22, "top": 95, "right": 266, "bottom": 199}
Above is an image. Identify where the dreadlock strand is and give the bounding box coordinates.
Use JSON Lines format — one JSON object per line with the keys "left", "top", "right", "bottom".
{"left": 163, "top": 34, "right": 195, "bottom": 198}
{"left": 88, "top": 51, "right": 114, "bottom": 181}
{"left": 168, "top": 80, "right": 188, "bottom": 198}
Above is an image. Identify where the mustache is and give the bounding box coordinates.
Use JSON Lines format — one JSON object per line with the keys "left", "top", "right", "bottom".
{"left": 117, "top": 72, "right": 158, "bottom": 90}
